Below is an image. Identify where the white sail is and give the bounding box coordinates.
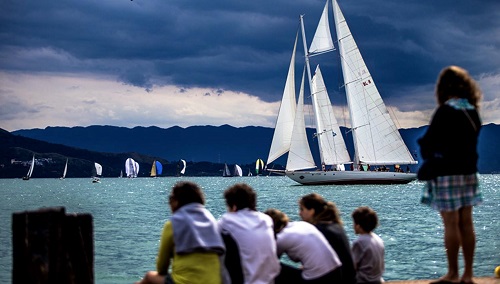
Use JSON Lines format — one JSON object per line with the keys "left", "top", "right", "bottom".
{"left": 287, "top": 69, "right": 316, "bottom": 171}
{"left": 234, "top": 164, "right": 243, "bottom": 177}
{"left": 267, "top": 32, "right": 298, "bottom": 165}
{"left": 332, "top": 0, "right": 416, "bottom": 165}
{"left": 61, "top": 159, "right": 68, "bottom": 179}
{"left": 223, "top": 163, "right": 232, "bottom": 177}
{"left": 309, "top": 0, "right": 335, "bottom": 55}
{"left": 311, "top": 65, "right": 351, "bottom": 165}
{"left": 24, "top": 155, "right": 35, "bottom": 179}
{"left": 125, "top": 158, "right": 136, "bottom": 177}
{"left": 95, "top": 163, "right": 102, "bottom": 176}
{"left": 134, "top": 161, "right": 139, "bottom": 177}
{"left": 180, "top": 159, "right": 186, "bottom": 175}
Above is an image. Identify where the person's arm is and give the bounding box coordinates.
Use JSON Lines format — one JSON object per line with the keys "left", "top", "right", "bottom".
{"left": 156, "top": 221, "right": 174, "bottom": 275}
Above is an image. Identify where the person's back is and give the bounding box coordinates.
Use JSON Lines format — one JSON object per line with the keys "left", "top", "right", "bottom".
{"left": 276, "top": 221, "right": 341, "bottom": 280}
{"left": 351, "top": 206, "right": 385, "bottom": 284}
{"left": 136, "top": 181, "right": 225, "bottom": 284}
{"left": 316, "top": 222, "right": 357, "bottom": 284}
{"left": 219, "top": 183, "right": 280, "bottom": 284}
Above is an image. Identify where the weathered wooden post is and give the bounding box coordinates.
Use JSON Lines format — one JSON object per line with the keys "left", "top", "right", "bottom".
{"left": 12, "top": 207, "right": 94, "bottom": 284}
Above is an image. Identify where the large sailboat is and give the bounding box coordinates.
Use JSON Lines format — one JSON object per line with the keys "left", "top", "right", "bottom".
{"left": 267, "top": 0, "right": 417, "bottom": 185}
{"left": 125, "top": 158, "right": 139, "bottom": 178}
{"left": 22, "top": 155, "right": 35, "bottom": 180}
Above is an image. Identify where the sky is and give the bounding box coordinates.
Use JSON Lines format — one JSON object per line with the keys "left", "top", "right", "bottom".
{"left": 1, "top": 0, "right": 499, "bottom": 132}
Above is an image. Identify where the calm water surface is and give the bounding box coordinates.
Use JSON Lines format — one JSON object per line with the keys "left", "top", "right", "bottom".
{"left": 1, "top": 175, "right": 499, "bottom": 283}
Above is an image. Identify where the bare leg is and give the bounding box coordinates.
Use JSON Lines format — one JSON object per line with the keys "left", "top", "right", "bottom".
{"left": 438, "top": 210, "right": 461, "bottom": 282}
{"left": 135, "top": 271, "right": 166, "bottom": 284}
{"left": 458, "top": 206, "right": 475, "bottom": 283}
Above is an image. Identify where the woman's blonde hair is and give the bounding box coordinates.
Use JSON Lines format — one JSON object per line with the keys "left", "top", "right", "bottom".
{"left": 436, "top": 65, "right": 482, "bottom": 108}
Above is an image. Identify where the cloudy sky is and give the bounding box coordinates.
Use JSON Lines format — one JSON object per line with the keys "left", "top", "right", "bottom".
{"left": 1, "top": 0, "right": 499, "bottom": 132}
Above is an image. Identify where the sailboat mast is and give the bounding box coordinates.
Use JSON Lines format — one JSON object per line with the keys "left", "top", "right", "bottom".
{"left": 299, "top": 14, "right": 328, "bottom": 166}
{"left": 300, "top": 15, "right": 314, "bottom": 89}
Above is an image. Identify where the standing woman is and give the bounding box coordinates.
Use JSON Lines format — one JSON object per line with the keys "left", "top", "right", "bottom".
{"left": 418, "top": 66, "right": 482, "bottom": 284}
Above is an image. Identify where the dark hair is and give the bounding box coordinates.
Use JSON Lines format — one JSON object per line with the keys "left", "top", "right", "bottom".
{"left": 169, "top": 181, "right": 205, "bottom": 211}
{"left": 224, "top": 183, "right": 257, "bottom": 211}
{"left": 436, "top": 65, "right": 481, "bottom": 108}
{"left": 352, "top": 206, "right": 378, "bottom": 233}
{"left": 300, "top": 193, "right": 343, "bottom": 225}
{"left": 264, "top": 208, "right": 289, "bottom": 235}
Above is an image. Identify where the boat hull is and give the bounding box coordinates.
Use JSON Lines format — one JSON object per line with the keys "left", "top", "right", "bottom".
{"left": 286, "top": 170, "right": 417, "bottom": 185}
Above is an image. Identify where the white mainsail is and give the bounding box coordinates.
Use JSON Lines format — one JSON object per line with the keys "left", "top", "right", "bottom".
{"left": 180, "top": 159, "right": 186, "bottom": 175}
{"left": 24, "top": 155, "right": 35, "bottom": 180}
{"left": 332, "top": 0, "right": 416, "bottom": 166}
{"left": 267, "top": 32, "right": 298, "bottom": 165}
{"left": 287, "top": 70, "right": 316, "bottom": 171}
{"left": 61, "top": 159, "right": 68, "bottom": 179}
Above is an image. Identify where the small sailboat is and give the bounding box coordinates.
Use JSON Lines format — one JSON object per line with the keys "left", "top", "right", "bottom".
{"left": 267, "top": 0, "right": 418, "bottom": 185}
{"left": 60, "top": 159, "right": 68, "bottom": 180}
{"left": 233, "top": 164, "right": 243, "bottom": 177}
{"left": 255, "top": 159, "right": 265, "bottom": 175}
{"left": 22, "top": 155, "right": 35, "bottom": 180}
{"left": 92, "top": 162, "right": 102, "bottom": 183}
{"left": 119, "top": 170, "right": 123, "bottom": 178}
{"left": 222, "top": 163, "right": 232, "bottom": 177}
{"left": 125, "top": 158, "right": 139, "bottom": 178}
{"left": 180, "top": 159, "right": 186, "bottom": 175}
{"left": 248, "top": 169, "right": 253, "bottom": 176}
{"left": 150, "top": 160, "right": 163, "bottom": 178}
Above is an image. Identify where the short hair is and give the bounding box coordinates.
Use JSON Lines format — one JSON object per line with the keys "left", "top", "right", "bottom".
{"left": 436, "top": 65, "right": 482, "bottom": 109}
{"left": 169, "top": 181, "right": 205, "bottom": 210}
{"left": 299, "top": 193, "right": 343, "bottom": 225}
{"left": 352, "top": 206, "right": 378, "bottom": 233}
{"left": 224, "top": 183, "right": 256, "bottom": 211}
{"left": 264, "top": 208, "right": 289, "bottom": 235}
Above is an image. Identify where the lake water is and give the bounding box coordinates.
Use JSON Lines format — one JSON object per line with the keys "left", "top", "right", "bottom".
{"left": 0, "top": 175, "right": 499, "bottom": 283}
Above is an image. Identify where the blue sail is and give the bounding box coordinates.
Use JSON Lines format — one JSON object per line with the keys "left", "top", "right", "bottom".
{"left": 155, "top": 161, "right": 163, "bottom": 175}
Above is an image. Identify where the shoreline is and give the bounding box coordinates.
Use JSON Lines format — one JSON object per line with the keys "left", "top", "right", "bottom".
{"left": 386, "top": 277, "right": 498, "bottom": 284}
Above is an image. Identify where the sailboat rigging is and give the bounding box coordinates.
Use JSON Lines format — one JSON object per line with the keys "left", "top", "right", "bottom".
{"left": 267, "top": 0, "right": 417, "bottom": 185}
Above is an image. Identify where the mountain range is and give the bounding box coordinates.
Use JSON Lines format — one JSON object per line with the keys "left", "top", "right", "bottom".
{"left": 3, "top": 123, "right": 500, "bottom": 177}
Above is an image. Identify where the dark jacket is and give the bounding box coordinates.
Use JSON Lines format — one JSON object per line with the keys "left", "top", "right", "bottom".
{"left": 418, "top": 104, "right": 481, "bottom": 176}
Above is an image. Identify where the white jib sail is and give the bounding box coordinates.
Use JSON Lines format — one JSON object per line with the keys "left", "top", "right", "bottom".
{"left": 287, "top": 69, "right": 316, "bottom": 171}
{"left": 333, "top": 0, "right": 416, "bottom": 165}
{"left": 309, "top": 0, "right": 335, "bottom": 55}
{"left": 267, "top": 32, "right": 298, "bottom": 165}
{"left": 311, "top": 65, "right": 351, "bottom": 165}
{"left": 62, "top": 159, "right": 68, "bottom": 178}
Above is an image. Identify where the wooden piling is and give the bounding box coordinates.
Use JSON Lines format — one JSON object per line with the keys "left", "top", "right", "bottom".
{"left": 12, "top": 207, "right": 94, "bottom": 284}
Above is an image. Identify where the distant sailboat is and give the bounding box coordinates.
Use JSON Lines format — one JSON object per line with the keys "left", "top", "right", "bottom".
{"left": 119, "top": 170, "right": 123, "bottom": 178}
{"left": 60, "top": 159, "right": 68, "bottom": 180}
{"left": 222, "top": 163, "right": 232, "bottom": 177}
{"left": 92, "top": 162, "right": 102, "bottom": 183}
{"left": 125, "top": 158, "right": 138, "bottom": 178}
{"left": 22, "top": 155, "right": 35, "bottom": 180}
{"left": 248, "top": 169, "right": 253, "bottom": 176}
{"left": 150, "top": 160, "right": 163, "bottom": 177}
{"left": 255, "top": 159, "right": 265, "bottom": 175}
{"left": 180, "top": 159, "right": 186, "bottom": 175}
{"left": 233, "top": 164, "right": 243, "bottom": 177}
